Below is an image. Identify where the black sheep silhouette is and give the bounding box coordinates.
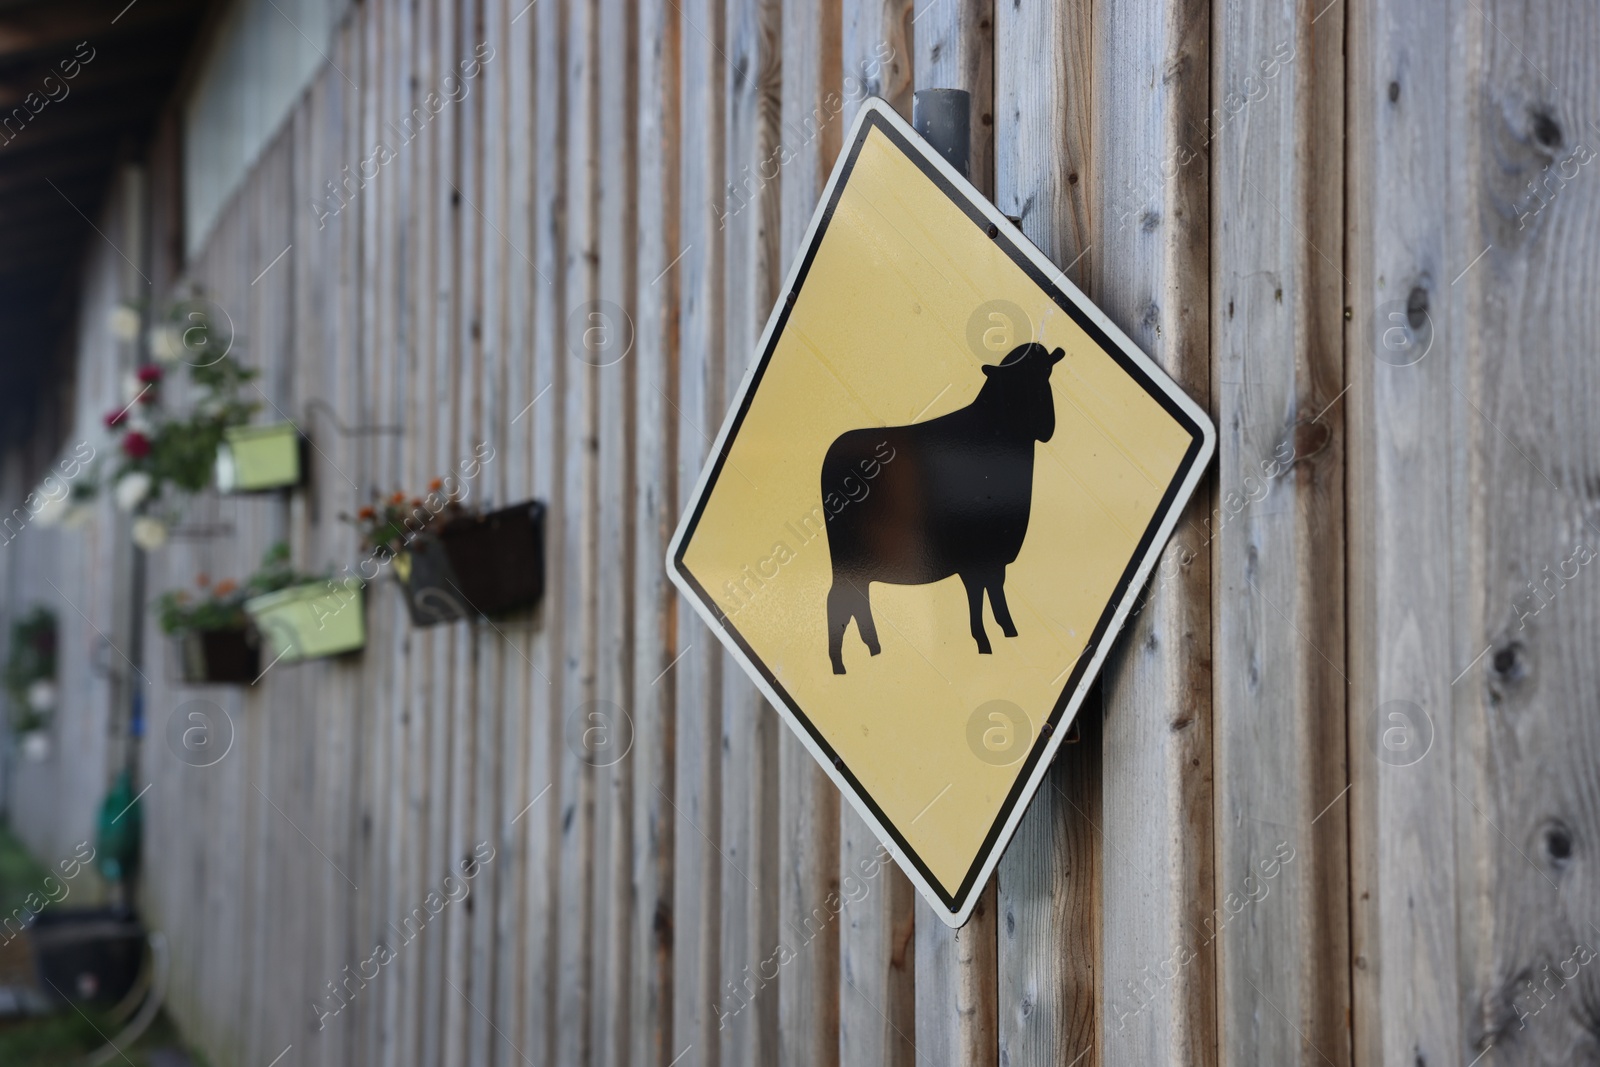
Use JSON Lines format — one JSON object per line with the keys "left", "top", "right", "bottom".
{"left": 823, "top": 342, "right": 1065, "bottom": 674}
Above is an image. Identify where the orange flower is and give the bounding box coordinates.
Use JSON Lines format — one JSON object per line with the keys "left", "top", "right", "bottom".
{"left": 213, "top": 579, "right": 238, "bottom": 596}
{"left": 196, "top": 572, "right": 210, "bottom": 588}
{"left": 357, "top": 505, "right": 376, "bottom": 521}
{"left": 428, "top": 477, "right": 444, "bottom": 492}
{"left": 390, "top": 490, "right": 406, "bottom": 504}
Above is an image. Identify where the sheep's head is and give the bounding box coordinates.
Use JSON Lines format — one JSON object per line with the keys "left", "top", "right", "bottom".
{"left": 981, "top": 342, "right": 1065, "bottom": 442}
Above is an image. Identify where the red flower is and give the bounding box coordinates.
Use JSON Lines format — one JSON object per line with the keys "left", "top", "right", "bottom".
{"left": 104, "top": 407, "right": 128, "bottom": 429}
{"left": 136, "top": 365, "right": 163, "bottom": 384}
{"left": 122, "top": 431, "right": 151, "bottom": 459}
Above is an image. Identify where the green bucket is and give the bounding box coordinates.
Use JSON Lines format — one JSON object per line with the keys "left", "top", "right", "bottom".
{"left": 215, "top": 422, "right": 304, "bottom": 492}
{"left": 244, "top": 579, "right": 365, "bottom": 664}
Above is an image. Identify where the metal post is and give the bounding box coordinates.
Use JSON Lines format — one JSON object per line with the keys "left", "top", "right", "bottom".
{"left": 912, "top": 89, "right": 971, "bottom": 180}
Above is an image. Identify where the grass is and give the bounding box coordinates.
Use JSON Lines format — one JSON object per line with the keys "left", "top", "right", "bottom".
{"left": 0, "top": 821, "right": 208, "bottom": 1067}
{"left": 0, "top": 819, "right": 52, "bottom": 919}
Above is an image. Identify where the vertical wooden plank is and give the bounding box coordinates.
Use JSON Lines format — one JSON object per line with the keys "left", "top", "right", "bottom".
{"left": 1090, "top": 0, "right": 1218, "bottom": 1060}
{"left": 527, "top": 0, "right": 568, "bottom": 1058}
{"left": 1209, "top": 0, "right": 1347, "bottom": 1063}
{"left": 992, "top": 1, "right": 1099, "bottom": 1065}
{"left": 1448, "top": 8, "right": 1600, "bottom": 1066}
{"left": 632, "top": 0, "right": 682, "bottom": 1058}
{"left": 593, "top": 0, "right": 640, "bottom": 1057}
{"left": 1346, "top": 0, "right": 1464, "bottom": 1060}
{"left": 673, "top": 0, "right": 726, "bottom": 1056}
{"left": 491, "top": 0, "right": 540, "bottom": 1062}
{"left": 557, "top": 0, "right": 601, "bottom": 1056}
{"left": 831, "top": 6, "right": 915, "bottom": 1067}
{"left": 719, "top": 0, "right": 784, "bottom": 1063}
{"left": 910, "top": 5, "right": 999, "bottom": 1063}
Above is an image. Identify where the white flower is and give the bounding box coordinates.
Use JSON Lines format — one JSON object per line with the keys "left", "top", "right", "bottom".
{"left": 131, "top": 516, "right": 169, "bottom": 550}
{"left": 108, "top": 304, "right": 141, "bottom": 343}
{"left": 32, "top": 491, "right": 69, "bottom": 527}
{"left": 121, "top": 372, "right": 147, "bottom": 405}
{"left": 26, "top": 680, "right": 56, "bottom": 713}
{"left": 20, "top": 731, "right": 50, "bottom": 763}
{"left": 148, "top": 323, "right": 184, "bottom": 364}
{"left": 114, "top": 472, "right": 152, "bottom": 511}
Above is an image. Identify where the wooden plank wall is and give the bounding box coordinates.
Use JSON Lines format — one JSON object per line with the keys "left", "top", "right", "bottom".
{"left": 8, "top": 0, "right": 1600, "bottom": 1065}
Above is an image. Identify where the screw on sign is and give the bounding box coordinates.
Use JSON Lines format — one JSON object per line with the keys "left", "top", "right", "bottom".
{"left": 668, "top": 99, "right": 1214, "bottom": 926}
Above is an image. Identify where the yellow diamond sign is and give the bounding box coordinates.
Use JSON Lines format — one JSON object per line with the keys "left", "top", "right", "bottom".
{"left": 668, "top": 100, "right": 1214, "bottom": 927}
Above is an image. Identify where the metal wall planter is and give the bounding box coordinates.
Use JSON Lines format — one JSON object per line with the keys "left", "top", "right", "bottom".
{"left": 396, "top": 500, "right": 545, "bottom": 627}
{"left": 244, "top": 579, "right": 365, "bottom": 663}
{"left": 215, "top": 422, "right": 306, "bottom": 493}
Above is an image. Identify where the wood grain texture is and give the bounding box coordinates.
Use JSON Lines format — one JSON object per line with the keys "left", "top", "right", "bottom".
{"left": 1089, "top": 0, "right": 1217, "bottom": 1060}
{"left": 673, "top": 0, "right": 727, "bottom": 1059}
{"left": 1346, "top": 0, "right": 1465, "bottom": 1060}
{"left": 1209, "top": 0, "right": 1349, "bottom": 1063}
{"left": 632, "top": 0, "right": 682, "bottom": 1061}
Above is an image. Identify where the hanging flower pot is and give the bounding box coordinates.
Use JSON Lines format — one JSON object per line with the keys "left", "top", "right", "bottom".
{"left": 176, "top": 627, "right": 261, "bottom": 684}
{"left": 394, "top": 536, "right": 473, "bottom": 627}
{"left": 215, "top": 422, "right": 306, "bottom": 493}
{"left": 347, "top": 487, "right": 545, "bottom": 629}
{"left": 437, "top": 500, "right": 546, "bottom": 617}
{"left": 245, "top": 579, "right": 366, "bottom": 664}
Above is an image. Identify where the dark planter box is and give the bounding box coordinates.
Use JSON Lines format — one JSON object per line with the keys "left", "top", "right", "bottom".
{"left": 177, "top": 627, "right": 261, "bottom": 683}
{"left": 29, "top": 907, "right": 144, "bottom": 1007}
{"left": 399, "top": 501, "right": 545, "bottom": 626}
{"left": 397, "top": 535, "right": 472, "bottom": 627}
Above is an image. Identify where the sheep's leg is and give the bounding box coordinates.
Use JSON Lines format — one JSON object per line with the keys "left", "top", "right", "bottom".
{"left": 827, "top": 580, "right": 852, "bottom": 674}
{"left": 960, "top": 572, "right": 992, "bottom": 654}
{"left": 987, "top": 569, "right": 1019, "bottom": 638}
{"left": 854, "top": 584, "right": 882, "bottom": 657}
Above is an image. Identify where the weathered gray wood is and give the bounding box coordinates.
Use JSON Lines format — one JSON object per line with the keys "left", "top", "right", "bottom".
{"left": 631, "top": 0, "right": 681, "bottom": 1061}
{"left": 673, "top": 0, "right": 728, "bottom": 1059}
{"left": 1346, "top": 0, "right": 1463, "bottom": 1061}
{"left": 558, "top": 0, "right": 601, "bottom": 1058}
{"left": 528, "top": 0, "right": 567, "bottom": 1060}
{"left": 1208, "top": 0, "right": 1348, "bottom": 1064}
{"left": 594, "top": 0, "right": 639, "bottom": 1059}
{"left": 1089, "top": 0, "right": 1219, "bottom": 1061}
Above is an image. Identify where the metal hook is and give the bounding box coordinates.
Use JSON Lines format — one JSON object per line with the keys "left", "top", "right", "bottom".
{"left": 302, "top": 399, "right": 404, "bottom": 437}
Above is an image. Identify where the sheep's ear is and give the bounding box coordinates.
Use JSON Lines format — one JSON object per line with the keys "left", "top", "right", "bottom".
{"left": 1050, "top": 347, "right": 1066, "bottom": 364}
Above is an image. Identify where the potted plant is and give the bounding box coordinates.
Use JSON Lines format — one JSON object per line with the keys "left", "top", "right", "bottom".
{"left": 4, "top": 606, "right": 57, "bottom": 762}
{"left": 215, "top": 422, "right": 307, "bottom": 493}
{"left": 155, "top": 573, "right": 260, "bottom": 684}
{"left": 96, "top": 305, "right": 263, "bottom": 549}
{"left": 242, "top": 544, "right": 366, "bottom": 664}
{"left": 346, "top": 480, "right": 545, "bottom": 627}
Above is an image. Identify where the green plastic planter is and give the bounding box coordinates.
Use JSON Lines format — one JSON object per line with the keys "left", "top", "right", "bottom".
{"left": 244, "top": 579, "right": 365, "bottom": 664}
{"left": 215, "top": 422, "right": 306, "bottom": 493}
